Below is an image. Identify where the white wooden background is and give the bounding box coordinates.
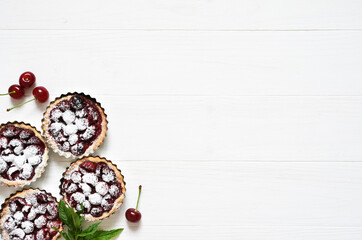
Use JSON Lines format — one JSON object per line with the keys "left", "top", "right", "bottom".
{"left": 1, "top": 1, "right": 362, "bottom": 239}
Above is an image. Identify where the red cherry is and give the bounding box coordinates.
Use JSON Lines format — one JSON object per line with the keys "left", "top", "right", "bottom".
{"left": 126, "top": 185, "right": 142, "bottom": 222}
{"left": 7, "top": 84, "right": 25, "bottom": 99}
{"left": 32, "top": 86, "right": 49, "bottom": 103}
{"left": 0, "top": 84, "right": 24, "bottom": 99}
{"left": 19, "top": 72, "right": 36, "bottom": 88}
{"left": 125, "top": 208, "right": 142, "bottom": 223}
{"left": 7, "top": 86, "right": 49, "bottom": 111}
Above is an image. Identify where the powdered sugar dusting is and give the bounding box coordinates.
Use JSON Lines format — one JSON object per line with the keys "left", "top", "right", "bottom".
{"left": 3, "top": 190, "right": 61, "bottom": 239}
{"left": 80, "top": 183, "right": 92, "bottom": 196}
{"left": 88, "top": 193, "right": 102, "bottom": 205}
{"left": 9, "top": 228, "right": 25, "bottom": 239}
{"left": 70, "top": 171, "right": 82, "bottom": 183}
{"left": 62, "top": 159, "right": 124, "bottom": 219}
{"left": 71, "top": 192, "right": 86, "bottom": 203}
{"left": 3, "top": 216, "right": 17, "bottom": 231}
{"left": 21, "top": 163, "right": 33, "bottom": 179}
{"left": 14, "top": 155, "right": 26, "bottom": 168}
{"left": 9, "top": 139, "right": 23, "bottom": 155}
{"left": 50, "top": 109, "right": 62, "bottom": 122}
{"left": 83, "top": 200, "right": 91, "bottom": 210}
{"left": 95, "top": 182, "right": 109, "bottom": 196}
{"left": 8, "top": 166, "right": 19, "bottom": 179}
{"left": 62, "top": 142, "right": 70, "bottom": 152}
{"left": 46, "top": 95, "right": 105, "bottom": 157}
{"left": 13, "top": 211, "right": 24, "bottom": 221}
{"left": 62, "top": 110, "right": 76, "bottom": 124}
{"left": 69, "top": 134, "right": 78, "bottom": 145}
{"left": 49, "top": 122, "right": 63, "bottom": 133}
{"left": 0, "top": 126, "right": 46, "bottom": 181}
{"left": 82, "top": 126, "right": 95, "bottom": 140}
{"left": 75, "top": 118, "right": 88, "bottom": 131}
{"left": 35, "top": 204, "right": 47, "bottom": 214}
{"left": 28, "top": 155, "right": 41, "bottom": 165}
{"left": 0, "top": 158, "right": 7, "bottom": 173}
{"left": 21, "top": 221, "right": 34, "bottom": 234}
{"left": 102, "top": 171, "right": 115, "bottom": 183}
{"left": 23, "top": 145, "right": 40, "bottom": 158}
{"left": 109, "top": 185, "right": 120, "bottom": 197}
{"left": 0, "top": 137, "right": 8, "bottom": 148}
{"left": 82, "top": 173, "right": 98, "bottom": 185}
{"left": 34, "top": 215, "right": 47, "bottom": 228}
{"left": 3, "top": 154, "right": 15, "bottom": 163}
{"left": 65, "top": 183, "right": 78, "bottom": 194}
{"left": 24, "top": 235, "right": 35, "bottom": 240}
{"left": 63, "top": 124, "right": 78, "bottom": 136}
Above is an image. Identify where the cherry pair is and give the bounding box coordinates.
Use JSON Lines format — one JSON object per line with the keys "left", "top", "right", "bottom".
{"left": 1, "top": 72, "right": 49, "bottom": 111}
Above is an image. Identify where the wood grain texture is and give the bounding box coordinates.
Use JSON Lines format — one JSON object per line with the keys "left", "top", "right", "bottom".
{"left": 0, "top": 160, "right": 360, "bottom": 238}
{"left": 0, "top": 31, "right": 362, "bottom": 96}
{"left": 2, "top": 95, "right": 361, "bottom": 161}
{"left": 0, "top": 0, "right": 362, "bottom": 30}
{"left": 1, "top": 1, "right": 362, "bottom": 239}
{"left": 87, "top": 226, "right": 362, "bottom": 240}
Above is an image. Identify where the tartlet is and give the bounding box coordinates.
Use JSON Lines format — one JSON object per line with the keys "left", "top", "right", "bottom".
{"left": 0, "top": 122, "right": 49, "bottom": 187}
{"left": 0, "top": 188, "right": 63, "bottom": 240}
{"left": 60, "top": 156, "right": 125, "bottom": 221}
{"left": 42, "top": 93, "right": 107, "bottom": 159}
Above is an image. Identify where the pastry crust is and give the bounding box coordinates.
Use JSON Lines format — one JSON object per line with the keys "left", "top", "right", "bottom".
{"left": 0, "top": 188, "right": 63, "bottom": 240}
{"left": 41, "top": 92, "right": 108, "bottom": 159}
{"left": 0, "top": 122, "right": 49, "bottom": 187}
{"left": 60, "top": 156, "right": 126, "bottom": 221}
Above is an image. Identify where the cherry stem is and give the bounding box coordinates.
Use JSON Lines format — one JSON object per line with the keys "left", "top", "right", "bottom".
{"left": 7, "top": 97, "right": 36, "bottom": 112}
{"left": 0, "top": 91, "right": 15, "bottom": 96}
{"left": 135, "top": 185, "right": 142, "bottom": 212}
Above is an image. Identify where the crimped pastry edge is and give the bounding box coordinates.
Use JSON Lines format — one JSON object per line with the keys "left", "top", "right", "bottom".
{"left": 59, "top": 156, "right": 126, "bottom": 221}
{"left": 41, "top": 92, "right": 108, "bottom": 159}
{"left": 0, "top": 188, "right": 63, "bottom": 240}
{"left": 0, "top": 122, "right": 49, "bottom": 187}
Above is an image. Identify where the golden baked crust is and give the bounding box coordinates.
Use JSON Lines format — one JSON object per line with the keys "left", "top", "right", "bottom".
{"left": 60, "top": 156, "right": 126, "bottom": 221}
{"left": 0, "top": 188, "right": 63, "bottom": 240}
{"left": 41, "top": 93, "right": 108, "bottom": 159}
{"left": 0, "top": 122, "right": 49, "bottom": 187}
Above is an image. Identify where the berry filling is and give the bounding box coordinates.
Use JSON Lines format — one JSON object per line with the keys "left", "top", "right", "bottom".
{"left": 0, "top": 125, "right": 45, "bottom": 181}
{"left": 48, "top": 96, "right": 103, "bottom": 156}
{"left": 3, "top": 191, "right": 61, "bottom": 240}
{"left": 61, "top": 161, "right": 123, "bottom": 218}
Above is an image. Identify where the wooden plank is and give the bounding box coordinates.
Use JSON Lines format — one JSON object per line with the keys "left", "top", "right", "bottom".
{"left": 0, "top": 0, "right": 362, "bottom": 30}
{"left": 9, "top": 160, "right": 362, "bottom": 229}
{"left": 0, "top": 31, "right": 362, "bottom": 96}
{"left": 1, "top": 95, "right": 362, "bottom": 161}
{"left": 97, "top": 226, "right": 362, "bottom": 240}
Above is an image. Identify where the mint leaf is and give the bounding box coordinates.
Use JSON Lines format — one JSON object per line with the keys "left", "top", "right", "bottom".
{"left": 68, "top": 203, "right": 82, "bottom": 232}
{"left": 77, "top": 222, "right": 100, "bottom": 237}
{"left": 62, "top": 232, "right": 72, "bottom": 240}
{"left": 83, "top": 228, "right": 124, "bottom": 240}
{"left": 57, "top": 200, "right": 123, "bottom": 240}
{"left": 58, "top": 200, "right": 73, "bottom": 229}
{"left": 53, "top": 227, "right": 72, "bottom": 240}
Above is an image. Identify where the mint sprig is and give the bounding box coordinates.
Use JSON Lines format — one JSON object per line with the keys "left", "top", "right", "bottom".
{"left": 54, "top": 200, "right": 123, "bottom": 240}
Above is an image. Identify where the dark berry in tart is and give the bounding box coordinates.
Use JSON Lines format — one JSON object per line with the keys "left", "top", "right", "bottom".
{"left": 60, "top": 157, "right": 125, "bottom": 221}
{"left": 0, "top": 122, "right": 49, "bottom": 187}
{"left": 0, "top": 188, "right": 63, "bottom": 240}
{"left": 42, "top": 93, "right": 107, "bottom": 159}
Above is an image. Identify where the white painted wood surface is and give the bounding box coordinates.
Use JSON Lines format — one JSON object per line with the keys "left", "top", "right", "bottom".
{"left": 1, "top": 1, "right": 362, "bottom": 239}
